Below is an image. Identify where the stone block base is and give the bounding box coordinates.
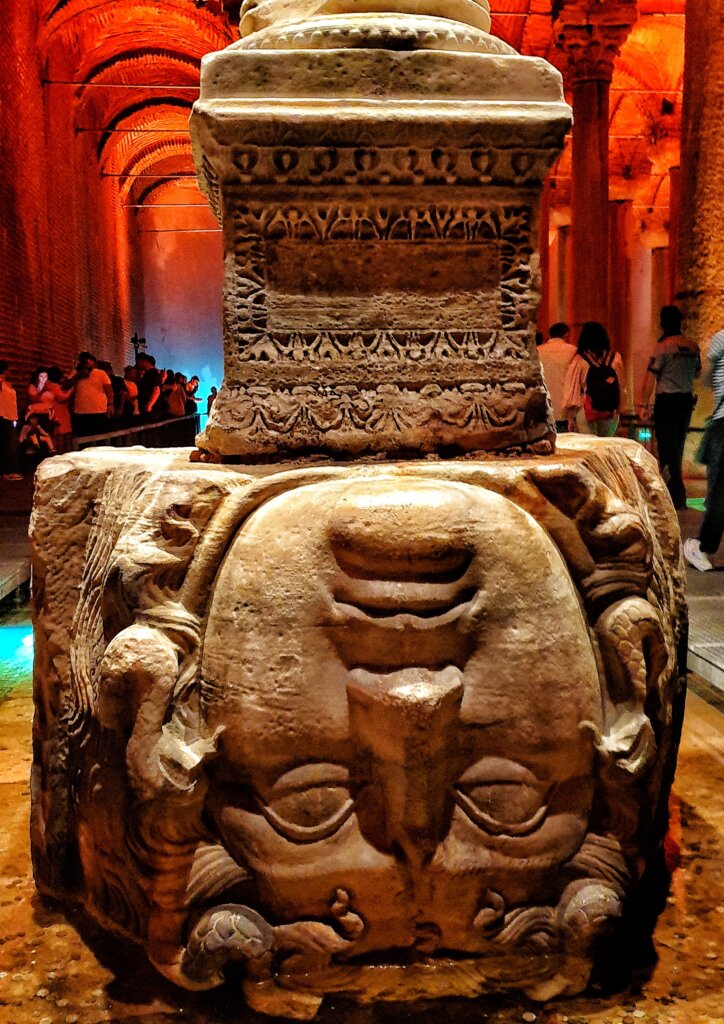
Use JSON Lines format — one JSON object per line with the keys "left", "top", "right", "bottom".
{"left": 31, "top": 437, "right": 685, "bottom": 1018}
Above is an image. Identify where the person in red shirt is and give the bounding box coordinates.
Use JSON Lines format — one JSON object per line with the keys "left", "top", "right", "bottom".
{"left": 45, "top": 366, "right": 75, "bottom": 454}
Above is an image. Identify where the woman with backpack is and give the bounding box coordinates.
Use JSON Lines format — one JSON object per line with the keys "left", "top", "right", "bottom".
{"left": 562, "top": 321, "right": 625, "bottom": 437}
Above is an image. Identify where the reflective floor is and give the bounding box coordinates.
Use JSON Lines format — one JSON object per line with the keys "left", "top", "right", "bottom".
{"left": 0, "top": 641, "right": 722, "bottom": 1023}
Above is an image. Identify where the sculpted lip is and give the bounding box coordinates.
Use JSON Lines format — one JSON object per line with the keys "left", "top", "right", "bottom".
{"left": 330, "top": 510, "right": 477, "bottom": 628}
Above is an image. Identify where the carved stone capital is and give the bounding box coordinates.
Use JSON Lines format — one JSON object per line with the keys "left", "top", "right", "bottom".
{"left": 553, "top": 0, "right": 637, "bottom": 85}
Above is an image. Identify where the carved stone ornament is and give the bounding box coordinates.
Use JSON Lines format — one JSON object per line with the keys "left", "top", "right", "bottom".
{"left": 189, "top": 0, "right": 572, "bottom": 458}
{"left": 32, "top": 437, "right": 686, "bottom": 1019}
{"left": 553, "top": 0, "right": 637, "bottom": 84}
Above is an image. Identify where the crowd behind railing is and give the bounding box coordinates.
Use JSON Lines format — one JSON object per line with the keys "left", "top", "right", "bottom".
{"left": 0, "top": 350, "right": 218, "bottom": 479}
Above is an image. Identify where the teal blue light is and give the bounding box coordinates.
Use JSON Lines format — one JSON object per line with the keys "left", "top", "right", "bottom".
{"left": 637, "top": 428, "right": 653, "bottom": 442}
{"left": 0, "top": 623, "right": 33, "bottom": 701}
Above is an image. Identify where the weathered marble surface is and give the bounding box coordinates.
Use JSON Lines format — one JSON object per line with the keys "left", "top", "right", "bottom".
{"left": 190, "top": 0, "right": 571, "bottom": 459}
{"left": 31, "top": 437, "right": 686, "bottom": 1019}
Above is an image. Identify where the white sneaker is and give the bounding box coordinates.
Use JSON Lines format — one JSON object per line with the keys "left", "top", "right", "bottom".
{"left": 684, "top": 538, "right": 713, "bottom": 572}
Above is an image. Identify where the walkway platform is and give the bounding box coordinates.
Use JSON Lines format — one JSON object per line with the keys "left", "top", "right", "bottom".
{"left": 0, "top": 477, "right": 32, "bottom": 603}
{"left": 679, "top": 507, "right": 724, "bottom": 692}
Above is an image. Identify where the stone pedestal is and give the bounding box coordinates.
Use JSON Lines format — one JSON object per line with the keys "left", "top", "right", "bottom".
{"left": 191, "top": 11, "right": 570, "bottom": 458}
{"left": 31, "top": 438, "right": 686, "bottom": 1018}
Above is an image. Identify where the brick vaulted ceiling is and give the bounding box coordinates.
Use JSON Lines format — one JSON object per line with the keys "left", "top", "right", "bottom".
{"left": 36, "top": 0, "right": 685, "bottom": 219}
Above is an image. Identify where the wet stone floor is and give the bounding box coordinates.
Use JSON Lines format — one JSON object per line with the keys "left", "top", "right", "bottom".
{"left": 0, "top": 612, "right": 722, "bottom": 1024}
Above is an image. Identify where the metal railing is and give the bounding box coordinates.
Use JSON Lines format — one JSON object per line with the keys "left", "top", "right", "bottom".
{"left": 72, "top": 413, "right": 202, "bottom": 451}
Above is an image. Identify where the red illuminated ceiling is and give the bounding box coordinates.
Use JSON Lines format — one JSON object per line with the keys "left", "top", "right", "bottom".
{"left": 37, "top": 0, "right": 686, "bottom": 219}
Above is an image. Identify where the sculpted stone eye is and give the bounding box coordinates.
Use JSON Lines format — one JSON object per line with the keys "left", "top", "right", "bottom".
{"left": 454, "top": 783, "right": 547, "bottom": 836}
{"left": 453, "top": 759, "right": 548, "bottom": 837}
{"left": 257, "top": 764, "right": 354, "bottom": 843}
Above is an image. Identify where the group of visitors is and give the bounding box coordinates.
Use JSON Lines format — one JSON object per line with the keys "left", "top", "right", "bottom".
{"left": 537, "top": 307, "right": 723, "bottom": 572}
{"left": 0, "top": 350, "right": 210, "bottom": 479}
{"left": 537, "top": 320, "right": 626, "bottom": 436}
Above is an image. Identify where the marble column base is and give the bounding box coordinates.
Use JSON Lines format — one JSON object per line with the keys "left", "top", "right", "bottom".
{"left": 31, "top": 436, "right": 686, "bottom": 1018}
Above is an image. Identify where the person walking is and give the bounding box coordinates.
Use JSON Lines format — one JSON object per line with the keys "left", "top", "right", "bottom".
{"left": 562, "top": 322, "right": 625, "bottom": 437}
{"left": 0, "top": 361, "right": 22, "bottom": 480}
{"left": 684, "top": 329, "right": 724, "bottom": 571}
{"left": 537, "top": 322, "right": 575, "bottom": 430}
{"left": 639, "top": 305, "right": 701, "bottom": 509}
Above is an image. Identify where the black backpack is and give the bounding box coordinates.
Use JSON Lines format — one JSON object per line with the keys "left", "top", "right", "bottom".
{"left": 583, "top": 352, "right": 620, "bottom": 418}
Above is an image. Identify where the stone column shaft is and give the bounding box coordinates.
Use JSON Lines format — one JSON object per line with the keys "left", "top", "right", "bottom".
{"left": 538, "top": 179, "right": 551, "bottom": 332}
{"left": 677, "top": 0, "right": 724, "bottom": 346}
{"left": 571, "top": 78, "right": 610, "bottom": 324}
{"left": 608, "top": 198, "right": 632, "bottom": 402}
{"left": 668, "top": 165, "right": 681, "bottom": 302}
{"left": 554, "top": 0, "right": 636, "bottom": 330}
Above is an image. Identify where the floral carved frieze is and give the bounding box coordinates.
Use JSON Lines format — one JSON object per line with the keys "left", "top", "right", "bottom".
{"left": 211, "top": 141, "right": 560, "bottom": 189}
{"left": 206, "top": 195, "right": 546, "bottom": 454}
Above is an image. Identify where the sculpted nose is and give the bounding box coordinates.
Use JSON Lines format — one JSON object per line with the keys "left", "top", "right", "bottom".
{"left": 346, "top": 666, "right": 463, "bottom": 869}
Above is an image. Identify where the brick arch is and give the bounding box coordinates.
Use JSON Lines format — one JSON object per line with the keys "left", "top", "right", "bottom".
{"left": 40, "top": 1, "right": 232, "bottom": 80}
{"left": 114, "top": 139, "right": 196, "bottom": 199}
{"left": 95, "top": 96, "right": 193, "bottom": 160}
{"left": 133, "top": 174, "right": 206, "bottom": 209}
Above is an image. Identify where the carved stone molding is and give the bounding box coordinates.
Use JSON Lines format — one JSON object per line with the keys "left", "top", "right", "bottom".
{"left": 553, "top": 0, "right": 637, "bottom": 84}
{"left": 189, "top": 39, "right": 570, "bottom": 457}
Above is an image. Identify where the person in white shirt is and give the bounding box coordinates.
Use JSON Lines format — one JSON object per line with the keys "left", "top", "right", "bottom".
{"left": 537, "top": 322, "right": 575, "bottom": 430}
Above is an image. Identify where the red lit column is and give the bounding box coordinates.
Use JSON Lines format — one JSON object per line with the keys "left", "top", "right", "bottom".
{"left": 608, "top": 198, "right": 632, "bottom": 402}
{"left": 537, "top": 179, "right": 551, "bottom": 334}
{"left": 554, "top": 1, "right": 636, "bottom": 330}
{"left": 678, "top": 0, "right": 724, "bottom": 346}
{"left": 668, "top": 165, "right": 681, "bottom": 302}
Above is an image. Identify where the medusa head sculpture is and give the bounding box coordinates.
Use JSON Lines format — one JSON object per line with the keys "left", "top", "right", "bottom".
{"left": 48, "top": 445, "right": 683, "bottom": 1019}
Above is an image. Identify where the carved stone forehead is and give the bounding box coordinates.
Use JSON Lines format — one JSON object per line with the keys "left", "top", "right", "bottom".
{"left": 201, "top": 477, "right": 600, "bottom": 775}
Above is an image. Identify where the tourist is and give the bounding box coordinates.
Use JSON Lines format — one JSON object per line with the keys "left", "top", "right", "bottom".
{"left": 639, "top": 305, "right": 701, "bottom": 509}
{"left": 18, "top": 413, "right": 55, "bottom": 469}
{"left": 122, "top": 365, "right": 140, "bottom": 422}
{"left": 0, "top": 360, "right": 22, "bottom": 480}
{"left": 684, "top": 328, "right": 724, "bottom": 571}
{"left": 72, "top": 351, "right": 114, "bottom": 437}
{"left": 185, "top": 375, "right": 201, "bottom": 416}
{"left": 136, "top": 353, "right": 163, "bottom": 421}
{"left": 45, "top": 366, "right": 74, "bottom": 454}
{"left": 207, "top": 386, "right": 217, "bottom": 414}
{"left": 164, "top": 372, "right": 187, "bottom": 418}
{"left": 97, "top": 360, "right": 128, "bottom": 422}
{"left": 26, "top": 366, "right": 54, "bottom": 428}
{"left": 537, "top": 322, "right": 575, "bottom": 430}
{"left": 563, "top": 322, "right": 625, "bottom": 437}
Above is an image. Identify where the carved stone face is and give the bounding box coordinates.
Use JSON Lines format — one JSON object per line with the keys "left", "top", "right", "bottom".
{"left": 201, "top": 479, "right": 602, "bottom": 963}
